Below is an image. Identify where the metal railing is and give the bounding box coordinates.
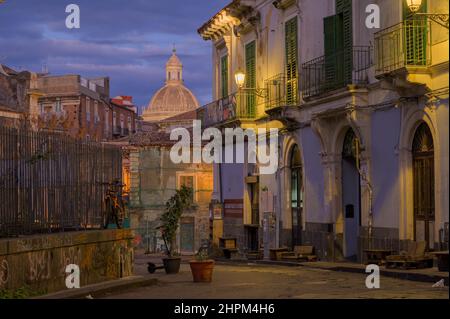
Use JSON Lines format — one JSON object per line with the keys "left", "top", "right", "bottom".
{"left": 198, "top": 90, "right": 258, "bottom": 127}
{"left": 301, "top": 46, "right": 373, "bottom": 99}
{"left": 375, "top": 19, "right": 431, "bottom": 75}
{"left": 264, "top": 73, "right": 299, "bottom": 111}
{"left": 0, "top": 126, "right": 123, "bottom": 238}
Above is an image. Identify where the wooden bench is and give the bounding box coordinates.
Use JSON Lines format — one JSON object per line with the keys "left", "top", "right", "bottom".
{"left": 364, "top": 249, "right": 393, "bottom": 265}
{"left": 280, "top": 245, "right": 317, "bottom": 262}
{"left": 219, "top": 237, "right": 237, "bottom": 259}
{"left": 431, "top": 251, "right": 449, "bottom": 272}
{"left": 269, "top": 248, "right": 289, "bottom": 261}
{"left": 386, "top": 241, "right": 433, "bottom": 269}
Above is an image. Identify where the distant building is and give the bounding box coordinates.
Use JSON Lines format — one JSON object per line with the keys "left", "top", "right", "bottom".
{"left": 110, "top": 95, "right": 138, "bottom": 139}
{"left": 36, "top": 75, "right": 112, "bottom": 140}
{"left": 0, "top": 64, "right": 42, "bottom": 128}
{"left": 142, "top": 49, "right": 199, "bottom": 122}
{"left": 110, "top": 51, "right": 213, "bottom": 254}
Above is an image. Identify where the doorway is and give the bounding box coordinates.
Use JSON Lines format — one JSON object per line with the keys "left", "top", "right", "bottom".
{"left": 412, "top": 123, "right": 435, "bottom": 250}
{"left": 342, "top": 129, "right": 361, "bottom": 260}
{"left": 290, "top": 145, "right": 303, "bottom": 248}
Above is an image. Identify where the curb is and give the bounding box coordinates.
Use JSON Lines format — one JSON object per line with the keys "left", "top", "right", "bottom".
{"left": 34, "top": 275, "right": 159, "bottom": 299}
{"left": 216, "top": 259, "right": 449, "bottom": 285}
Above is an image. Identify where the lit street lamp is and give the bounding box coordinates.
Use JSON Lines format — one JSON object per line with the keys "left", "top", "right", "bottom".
{"left": 405, "top": 0, "right": 449, "bottom": 29}
{"left": 234, "top": 70, "right": 246, "bottom": 89}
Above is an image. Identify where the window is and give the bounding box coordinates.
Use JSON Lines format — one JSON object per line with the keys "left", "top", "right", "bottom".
{"left": 403, "top": 0, "right": 428, "bottom": 66}
{"left": 285, "top": 16, "right": 298, "bottom": 105}
{"left": 55, "top": 98, "right": 62, "bottom": 113}
{"left": 128, "top": 116, "right": 131, "bottom": 131}
{"left": 220, "top": 55, "right": 228, "bottom": 98}
{"left": 86, "top": 98, "right": 91, "bottom": 123}
{"left": 323, "top": 0, "right": 353, "bottom": 89}
{"left": 39, "top": 102, "right": 45, "bottom": 114}
{"left": 94, "top": 101, "right": 99, "bottom": 123}
{"left": 245, "top": 41, "right": 256, "bottom": 112}
{"left": 113, "top": 111, "right": 117, "bottom": 127}
{"left": 179, "top": 175, "right": 195, "bottom": 202}
{"left": 104, "top": 107, "right": 109, "bottom": 133}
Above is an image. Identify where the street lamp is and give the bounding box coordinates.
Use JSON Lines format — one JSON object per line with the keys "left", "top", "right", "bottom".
{"left": 406, "top": 0, "right": 423, "bottom": 13}
{"left": 405, "top": 0, "right": 449, "bottom": 29}
{"left": 234, "top": 70, "right": 246, "bottom": 89}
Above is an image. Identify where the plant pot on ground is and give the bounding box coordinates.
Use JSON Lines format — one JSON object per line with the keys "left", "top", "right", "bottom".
{"left": 158, "top": 186, "right": 193, "bottom": 275}
{"left": 189, "top": 249, "right": 215, "bottom": 282}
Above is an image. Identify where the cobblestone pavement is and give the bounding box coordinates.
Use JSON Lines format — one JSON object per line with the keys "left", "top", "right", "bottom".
{"left": 102, "top": 261, "right": 449, "bottom": 299}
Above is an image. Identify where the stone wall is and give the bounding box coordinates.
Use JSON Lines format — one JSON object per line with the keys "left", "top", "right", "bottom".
{"left": 0, "top": 229, "right": 134, "bottom": 294}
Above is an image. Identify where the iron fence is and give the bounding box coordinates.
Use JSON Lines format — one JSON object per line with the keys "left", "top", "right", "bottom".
{"left": 301, "top": 46, "right": 373, "bottom": 99}
{"left": 375, "top": 19, "right": 431, "bottom": 75}
{"left": 264, "top": 73, "right": 299, "bottom": 111}
{"left": 198, "top": 90, "right": 258, "bottom": 127}
{"left": 0, "top": 126, "right": 122, "bottom": 237}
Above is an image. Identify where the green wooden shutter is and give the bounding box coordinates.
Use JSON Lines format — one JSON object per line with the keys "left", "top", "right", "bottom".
{"left": 221, "top": 55, "right": 228, "bottom": 98}
{"left": 403, "top": 0, "right": 428, "bottom": 66}
{"left": 245, "top": 41, "right": 256, "bottom": 117}
{"left": 285, "top": 17, "right": 298, "bottom": 105}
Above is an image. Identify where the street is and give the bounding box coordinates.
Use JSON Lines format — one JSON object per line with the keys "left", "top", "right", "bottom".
{"left": 102, "top": 262, "right": 449, "bottom": 299}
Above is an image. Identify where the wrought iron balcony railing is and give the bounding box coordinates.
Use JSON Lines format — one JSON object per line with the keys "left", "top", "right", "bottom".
{"left": 264, "top": 73, "right": 299, "bottom": 111}
{"left": 199, "top": 90, "right": 258, "bottom": 127}
{"left": 375, "top": 19, "right": 431, "bottom": 76}
{"left": 301, "top": 46, "right": 373, "bottom": 99}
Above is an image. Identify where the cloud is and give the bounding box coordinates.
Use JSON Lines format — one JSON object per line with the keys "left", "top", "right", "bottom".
{"left": 0, "top": 0, "right": 230, "bottom": 107}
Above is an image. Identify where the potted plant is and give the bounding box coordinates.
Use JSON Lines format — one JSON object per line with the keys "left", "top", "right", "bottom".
{"left": 159, "top": 186, "right": 193, "bottom": 274}
{"left": 189, "top": 248, "right": 215, "bottom": 282}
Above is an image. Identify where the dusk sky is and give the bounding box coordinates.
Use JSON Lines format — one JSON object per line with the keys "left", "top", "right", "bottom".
{"left": 0, "top": 0, "right": 230, "bottom": 112}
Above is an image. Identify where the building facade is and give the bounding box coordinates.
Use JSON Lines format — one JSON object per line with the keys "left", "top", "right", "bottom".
{"left": 198, "top": 0, "right": 449, "bottom": 261}
{"left": 37, "top": 75, "right": 137, "bottom": 141}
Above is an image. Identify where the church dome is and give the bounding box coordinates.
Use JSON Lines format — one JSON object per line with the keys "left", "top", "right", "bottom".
{"left": 143, "top": 49, "right": 199, "bottom": 122}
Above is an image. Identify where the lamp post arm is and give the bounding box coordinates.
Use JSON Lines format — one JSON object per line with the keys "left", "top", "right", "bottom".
{"left": 414, "top": 13, "right": 449, "bottom": 29}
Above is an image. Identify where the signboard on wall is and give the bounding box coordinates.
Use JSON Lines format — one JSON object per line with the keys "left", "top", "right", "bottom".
{"left": 224, "top": 199, "right": 243, "bottom": 218}
{"left": 210, "top": 203, "right": 223, "bottom": 220}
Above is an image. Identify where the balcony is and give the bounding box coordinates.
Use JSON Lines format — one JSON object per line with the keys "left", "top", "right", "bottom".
{"left": 375, "top": 19, "right": 431, "bottom": 77}
{"left": 264, "top": 73, "right": 299, "bottom": 111}
{"left": 301, "top": 46, "right": 373, "bottom": 99}
{"left": 198, "top": 90, "right": 258, "bottom": 127}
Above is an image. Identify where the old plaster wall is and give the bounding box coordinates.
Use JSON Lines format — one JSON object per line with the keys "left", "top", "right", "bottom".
{"left": 0, "top": 229, "right": 134, "bottom": 294}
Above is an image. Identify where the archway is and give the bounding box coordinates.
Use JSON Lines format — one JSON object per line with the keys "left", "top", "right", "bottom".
{"left": 412, "top": 122, "right": 435, "bottom": 250}
{"left": 290, "top": 144, "right": 303, "bottom": 248}
{"left": 341, "top": 129, "right": 361, "bottom": 260}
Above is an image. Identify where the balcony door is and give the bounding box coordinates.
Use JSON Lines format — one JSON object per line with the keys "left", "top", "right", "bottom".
{"left": 403, "top": 0, "right": 428, "bottom": 66}
{"left": 323, "top": 0, "right": 352, "bottom": 90}
{"left": 412, "top": 123, "right": 435, "bottom": 250}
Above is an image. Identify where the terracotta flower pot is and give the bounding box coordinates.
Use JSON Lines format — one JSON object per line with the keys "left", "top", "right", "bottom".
{"left": 189, "top": 260, "right": 215, "bottom": 282}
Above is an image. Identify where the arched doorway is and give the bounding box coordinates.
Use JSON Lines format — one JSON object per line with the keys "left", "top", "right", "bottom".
{"left": 342, "top": 129, "right": 361, "bottom": 260}
{"left": 412, "top": 123, "right": 435, "bottom": 250}
{"left": 290, "top": 145, "right": 303, "bottom": 247}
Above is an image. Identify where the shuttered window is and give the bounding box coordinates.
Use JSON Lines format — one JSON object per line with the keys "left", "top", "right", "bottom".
{"left": 245, "top": 41, "right": 256, "bottom": 114}
{"left": 403, "top": 0, "right": 428, "bottom": 66}
{"left": 323, "top": 0, "right": 352, "bottom": 90}
{"left": 220, "top": 55, "right": 228, "bottom": 98}
{"left": 285, "top": 17, "right": 298, "bottom": 105}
